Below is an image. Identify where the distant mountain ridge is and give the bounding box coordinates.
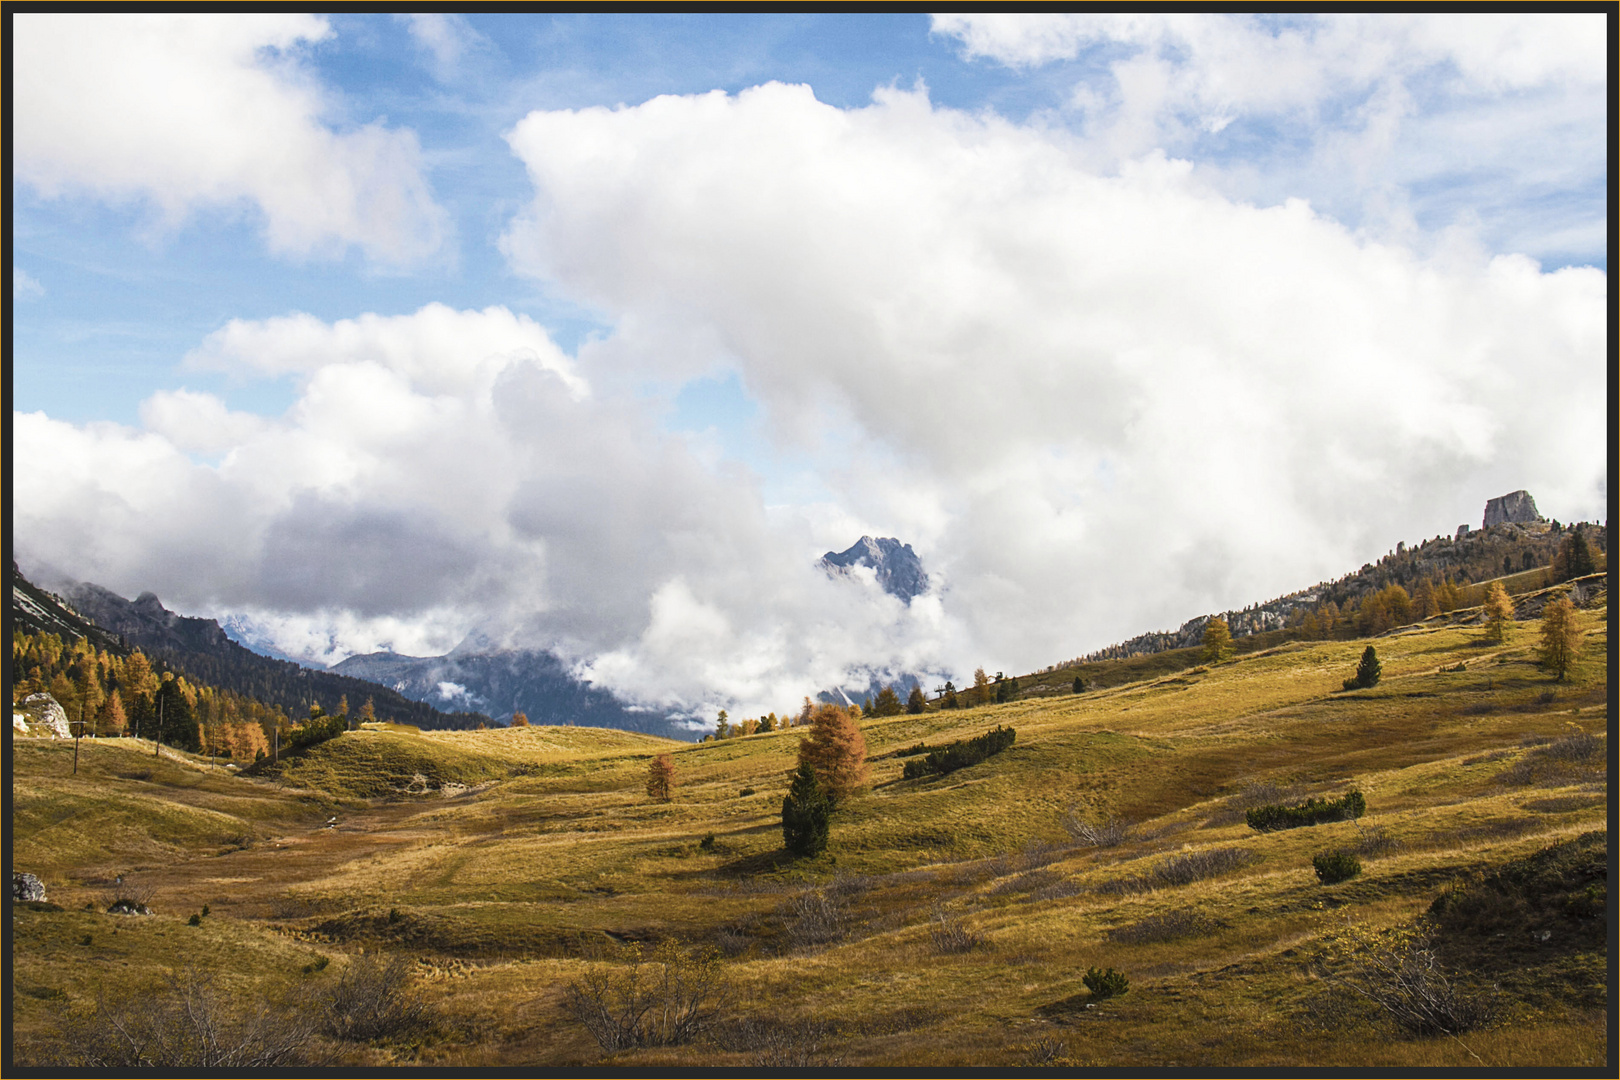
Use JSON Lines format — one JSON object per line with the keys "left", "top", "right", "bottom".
{"left": 330, "top": 648, "right": 684, "bottom": 738}
{"left": 821, "top": 536, "right": 929, "bottom": 602}
{"left": 38, "top": 578, "right": 486, "bottom": 730}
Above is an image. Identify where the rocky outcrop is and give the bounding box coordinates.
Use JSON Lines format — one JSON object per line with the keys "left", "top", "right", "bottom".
{"left": 821, "top": 537, "right": 929, "bottom": 602}
{"left": 1484, "top": 490, "right": 1542, "bottom": 528}
{"left": 12, "top": 872, "right": 47, "bottom": 902}
{"left": 14, "top": 694, "right": 71, "bottom": 738}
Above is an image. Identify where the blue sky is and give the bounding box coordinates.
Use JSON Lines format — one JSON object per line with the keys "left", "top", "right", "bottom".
{"left": 11, "top": 13, "right": 1610, "bottom": 716}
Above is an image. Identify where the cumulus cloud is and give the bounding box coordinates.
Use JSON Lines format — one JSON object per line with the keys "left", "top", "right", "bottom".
{"left": 12, "top": 13, "right": 447, "bottom": 264}
{"left": 12, "top": 77, "right": 1605, "bottom": 720}
{"left": 500, "top": 82, "right": 1605, "bottom": 673}
{"left": 931, "top": 13, "right": 1607, "bottom": 263}
{"left": 13, "top": 303, "right": 956, "bottom": 719}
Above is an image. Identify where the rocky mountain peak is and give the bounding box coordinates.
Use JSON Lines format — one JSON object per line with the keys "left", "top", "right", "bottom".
{"left": 820, "top": 536, "right": 929, "bottom": 603}
{"left": 1483, "top": 490, "right": 1542, "bottom": 529}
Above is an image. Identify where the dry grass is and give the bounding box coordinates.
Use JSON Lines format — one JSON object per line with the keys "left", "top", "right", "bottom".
{"left": 8, "top": 603, "right": 1607, "bottom": 1066}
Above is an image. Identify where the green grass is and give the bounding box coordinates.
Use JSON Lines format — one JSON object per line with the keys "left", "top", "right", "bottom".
{"left": 9, "top": 599, "right": 1607, "bottom": 1067}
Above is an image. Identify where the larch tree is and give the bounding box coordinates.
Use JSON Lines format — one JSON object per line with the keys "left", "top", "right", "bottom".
{"left": 97, "top": 688, "right": 127, "bottom": 736}
{"left": 971, "top": 667, "right": 991, "bottom": 707}
{"left": 1482, "top": 581, "right": 1514, "bottom": 642}
{"left": 1201, "top": 616, "right": 1234, "bottom": 664}
{"left": 646, "top": 753, "right": 676, "bottom": 803}
{"left": 359, "top": 697, "right": 378, "bottom": 725}
{"left": 1538, "top": 597, "right": 1582, "bottom": 681}
{"left": 797, "top": 703, "right": 869, "bottom": 807}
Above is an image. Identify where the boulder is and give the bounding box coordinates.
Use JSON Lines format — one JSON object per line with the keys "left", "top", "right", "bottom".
{"left": 12, "top": 872, "right": 47, "bottom": 903}
{"left": 14, "top": 694, "right": 71, "bottom": 738}
{"left": 1484, "top": 490, "right": 1542, "bottom": 528}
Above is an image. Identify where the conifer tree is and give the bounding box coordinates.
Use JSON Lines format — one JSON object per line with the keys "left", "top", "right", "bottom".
{"left": 872, "top": 685, "right": 904, "bottom": 717}
{"left": 1482, "top": 581, "right": 1514, "bottom": 642}
{"left": 1538, "top": 597, "right": 1582, "bottom": 681}
{"left": 796, "top": 703, "right": 869, "bottom": 806}
{"left": 971, "top": 667, "right": 991, "bottom": 707}
{"left": 780, "top": 762, "right": 829, "bottom": 857}
{"left": 905, "top": 686, "right": 926, "bottom": 714}
{"left": 1201, "top": 616, "right": 1235, "bottom": 664}
{"left": 942, "top": 681, "right": 959, "bottom": 709}
{"left": 646, "top": 753, "right": 675, "bottom": 803}
{"left": 1343, "top": 645, "right": 1381, "bottom": 691}
{"left": 1072, "top": 675, "right": 1086, "bottom": 693}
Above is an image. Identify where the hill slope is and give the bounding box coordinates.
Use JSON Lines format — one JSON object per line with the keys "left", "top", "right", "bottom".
{"left": 9, "top": 578, "right": 1606, "bottom": 1068}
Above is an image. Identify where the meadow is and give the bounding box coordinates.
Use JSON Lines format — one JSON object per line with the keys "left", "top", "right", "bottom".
{"left": 8, "top": 581, "right": 1609, "bottom": 1067}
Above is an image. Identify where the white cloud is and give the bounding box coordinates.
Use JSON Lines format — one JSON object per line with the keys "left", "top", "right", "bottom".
{"left": 500, "top": 82, "right": 1606, "bottom": 673}
{"left": 12, "top": 13, "right": 447, "bottom": 264}
{"left": 930, "top": 14, "right": 1608, "bottom": 263}
{"left": 13, "top": 268, "right": 46, "bottom": 300}
{"left": 12, "top": 80, "right": 1605, "bottom": 721}
{"left": 397, "top": 13, "right": 487, "bottom": 81}
{"left": 13, "top": 302, "right": 957, "bottom": 719}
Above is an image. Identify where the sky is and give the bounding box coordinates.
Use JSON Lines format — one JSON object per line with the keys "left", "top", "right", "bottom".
{"left": 10, "top": 12, "right": 1611, "bottom": 725}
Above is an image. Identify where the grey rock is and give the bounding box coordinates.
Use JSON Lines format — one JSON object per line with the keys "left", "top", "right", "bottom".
{"left": 12, "top": 872, "right": 46, "bottom": 902}
{"left": 14, "top": 693, "right": 71, "bottom": 738}
{"left": 820, "top": 537, "right": 929, "bottom": 603}
{"left": 1484, "top": 490, "right": 1542, "bottom": 528}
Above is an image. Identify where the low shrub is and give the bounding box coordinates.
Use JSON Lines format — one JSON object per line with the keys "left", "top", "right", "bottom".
{"left": 1106, "top": 908, "right": 1215, "bottom": 944}
{"left": 564, "top": 941, "right": 729, "bottom": 1051}
{"left": 1097, "top": 847, "right": 1255, "bottom": 894}
{"left": 319, "top": 953, "right": 428, "bottom": 1042}
{"left": 1063, "top": 811, "right": 1128, "bottom": 848}
{"left": 902, "top": 725, "right": 1015, "bottom": 780}
{"left": 1246, "top": 790, "right": 1366, "bottom": 832}
{"left": 1083, "top": 966, "right": 1129, "bottom": 999}
{"left": 1313, "top": 849, "right": 1362, "bottom": 885}
{"left": 929, "top": 905, "right": 983, "bottom": 954}
{"left": 52, "top": 967, "right": 315, "bottom": 1066}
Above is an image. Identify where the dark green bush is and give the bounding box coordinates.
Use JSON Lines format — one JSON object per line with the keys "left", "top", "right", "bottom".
{"left": 1247, "top": 790, "right": 1366, "bottom": 832}
{"left": 738, "top": 787, "right": 755, "bottom": 797}
{"left": 1082, "top": 966, "right": 1128, "bottom": 999}
{"left": 781, "top": 764, "right": 829, "bottom": 857}
{"left": 188, "top": 913, "right": 202, "bottom": 926}
{"left": 901, "top": 725, "right": 1015, "bottom": 779}
{"left": 1313, "top": 849, "right": 1362, "bottom": 885}
{"left": 289, "top": 715, "right": 347, "bottom": 750}
{"left": 1342, "top": 646, "right": 1381, "bottom": 691}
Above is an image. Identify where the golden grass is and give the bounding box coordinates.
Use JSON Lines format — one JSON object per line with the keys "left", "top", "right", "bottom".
{"left": 9, "top": 601, "right": 1607, "bottom": 1066}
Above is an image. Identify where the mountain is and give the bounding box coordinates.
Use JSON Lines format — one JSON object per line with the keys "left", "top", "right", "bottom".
{"left": 330, "top": 648, "right": 685, "bottom": 739}
{"left": 43, "top": 579, "right": 486, "bottom": 730}
{"left": 9, "top": 561, "right": 127, "bottom": 656}
{"left": 821, "top": 536, "right": 929, "bottom": 602}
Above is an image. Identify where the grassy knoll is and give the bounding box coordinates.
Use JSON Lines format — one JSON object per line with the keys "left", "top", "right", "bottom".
{"left": 9, "top": 595, "right": 1608, "bottom": 1068}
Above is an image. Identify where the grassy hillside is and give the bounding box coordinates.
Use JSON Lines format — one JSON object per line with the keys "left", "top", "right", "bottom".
{"left": 9, "top": 587, "right": 1608, "bottom": 1068}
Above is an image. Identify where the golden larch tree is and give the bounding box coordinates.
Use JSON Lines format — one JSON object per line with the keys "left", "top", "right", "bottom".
{"left": 646, "top": 753, "right": 676, "bottom": 803}
{"left": 1482, "top": 581, "right": 1514, "bottom": 642}
{"left": 1201, "top": 616, "right": 1234, "bottom": 664}
{"left": 1538, "top": 597, "right": 1582, "bottom": 681}
{"left": 797, "top": 703, "right": 869, "bottom": 806}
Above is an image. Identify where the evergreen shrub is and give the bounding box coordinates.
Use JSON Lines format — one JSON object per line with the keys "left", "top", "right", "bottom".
{"left": 1246, "top": 790, "right": 1366, "bottom": 832}
{"left": 901, "top": 725, "right": 1016, "bottom": 779}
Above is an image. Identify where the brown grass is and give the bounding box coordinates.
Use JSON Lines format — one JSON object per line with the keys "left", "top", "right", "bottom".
{"left": 9, "top": 604, "right": 1607, "bottom": 1066}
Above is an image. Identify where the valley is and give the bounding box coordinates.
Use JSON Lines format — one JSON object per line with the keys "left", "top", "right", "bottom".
{"left": 8, "top": 574, "right": 1609, "bottom": 1067}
